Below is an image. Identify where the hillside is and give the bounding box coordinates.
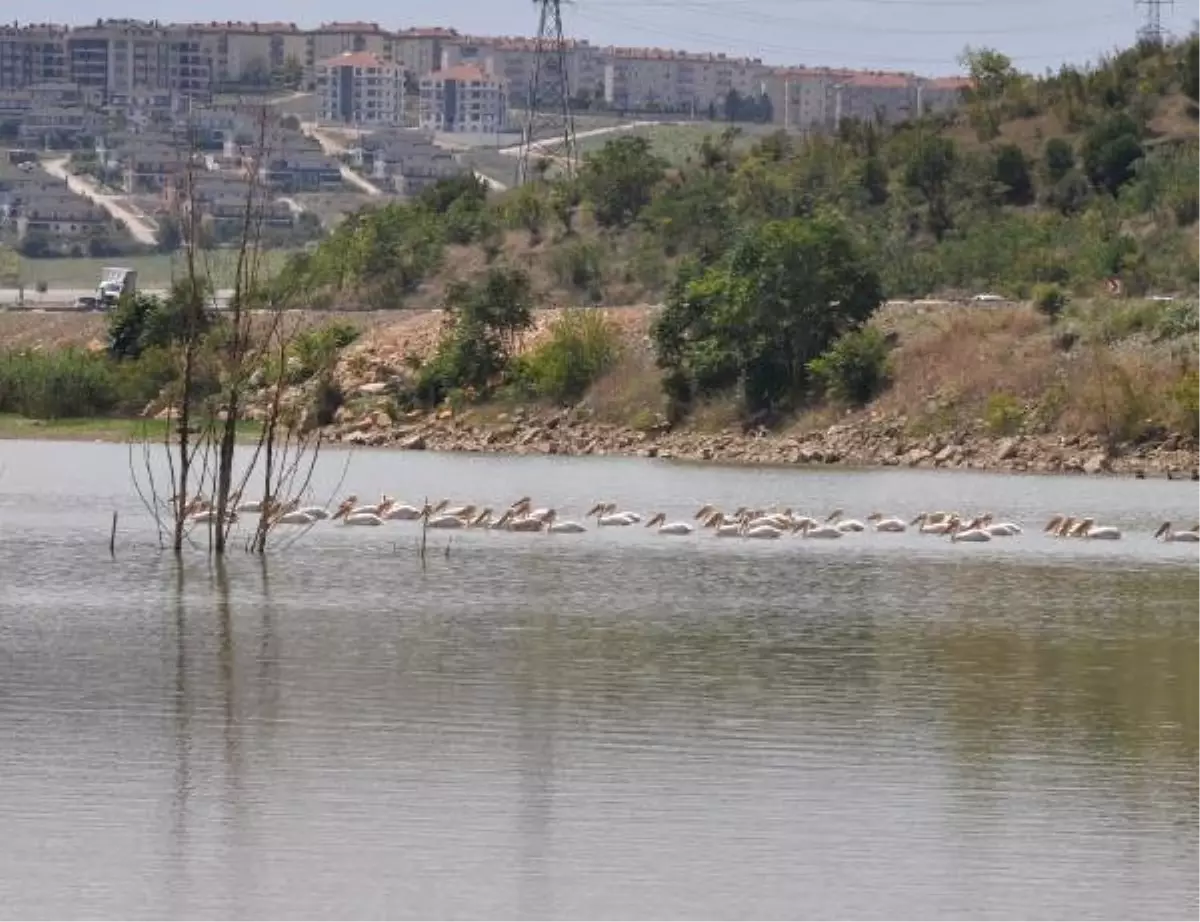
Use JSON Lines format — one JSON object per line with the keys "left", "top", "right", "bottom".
{"left": 2, "top": 37, "right": 1196, "bottom": 471}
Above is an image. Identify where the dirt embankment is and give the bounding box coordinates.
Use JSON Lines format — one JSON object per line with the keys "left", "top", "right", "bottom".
{"left": 317, "top": 300, "right": 1200, "bottom": 478}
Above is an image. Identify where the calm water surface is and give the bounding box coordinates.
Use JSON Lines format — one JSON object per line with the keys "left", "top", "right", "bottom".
{"left": 0, "top": 440, "right": 1197, "bottom": 920}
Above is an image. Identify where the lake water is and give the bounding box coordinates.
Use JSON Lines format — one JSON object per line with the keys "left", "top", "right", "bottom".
{"left": 0, "top": 440, "right": 1196, "bottom": 920}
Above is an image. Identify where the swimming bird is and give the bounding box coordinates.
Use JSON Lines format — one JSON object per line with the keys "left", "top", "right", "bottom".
{"left": 1071, "top": 518, "right": 1121, "bottom": 540}
{"left": 867, "top": 512, "right": 908, "bottom": 532}
{"left": 646, "top": 512, "right": 694, "bottom": 536}
{"left": 798, "top": 520, "right": 843, "bottom": 539}
{"left": 1154, "top": 522, "right": 1199, "bottom": 542}
{"left": 545, "top": 511, "right": 588, "bottom": 533}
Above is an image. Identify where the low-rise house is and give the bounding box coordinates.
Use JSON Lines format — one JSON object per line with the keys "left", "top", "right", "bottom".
{"left": 119, "top": 141, "right": 191, "bottom": 193}
{"left": 350, "top": 129, "right": 462, "bottom": 196}
{"left": 17, "top": 194, "right": 106, "bottom": 237}
{"left": 18, "top": 105, "right": 102, "bottom": 145}
{"left": 258, "top": 150, "right": 342, "bottom": 192}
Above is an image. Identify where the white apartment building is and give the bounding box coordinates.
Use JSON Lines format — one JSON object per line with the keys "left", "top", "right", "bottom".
{"left": 316, "top": 51, "right": 405, "bottom": 127}
{"left": 304, "top": 22, "right": 392, "bottom": 78}
{"left": 602, "top": 47, "right": 766, "bottom": 113}
{"left": 418, "top": 64, "right": 507, "bottom": 134}
{"left": 442, "top": 36, "right": 602, "bottom": 107}
{"left": 187, "top": 21, "right": 306, "bottom": 88}
{"left": 765, "top": 67, "right": 954, "bottom": 132}
{"left": 392, "top": 28, "right": 459, "bottom": 82}
{"left": 0, "top": 24, "right": 69, "bottom": 90}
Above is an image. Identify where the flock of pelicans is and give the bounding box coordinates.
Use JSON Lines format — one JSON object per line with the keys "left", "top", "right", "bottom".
{"left": 181, "top": 495, "right": 1200, "bottom": 544}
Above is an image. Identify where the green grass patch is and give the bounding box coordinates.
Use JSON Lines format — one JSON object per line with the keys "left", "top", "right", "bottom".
{"left": 16, "top": 251, "right": 298, "bottom": 291}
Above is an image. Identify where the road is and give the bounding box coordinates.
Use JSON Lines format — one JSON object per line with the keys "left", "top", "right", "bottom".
{"left": 301, "top": 125, "right": 384, "bottom": 197}
{"left": 42, "top": 159, "right": 160, "bottom": 246}
{"left": 0, "top": 287, "right": 234, "bottom": 310}
{"left": 494, "top": 120, "right": 681, "bottom": 157}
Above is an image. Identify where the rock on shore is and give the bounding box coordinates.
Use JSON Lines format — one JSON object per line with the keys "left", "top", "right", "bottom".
{"left": 317, "top": 404, "right": 1198, "bottom": 477}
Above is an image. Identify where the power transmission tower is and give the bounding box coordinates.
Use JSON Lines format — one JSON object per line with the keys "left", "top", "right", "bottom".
{"left": 1135, "top": 0, "right": 1173, "bottom": 46}
{"left": 517, "top": 0, "right": 578, "bottom": 185}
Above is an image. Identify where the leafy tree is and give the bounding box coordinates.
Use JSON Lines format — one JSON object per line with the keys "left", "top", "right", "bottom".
{"left": 1081, "top": 113, "right": 1144, "bottom": 195}
{"left": 1044, "top": 137, "right": 1075, "bottom": 183}
{"left": 652, "top": 212, "right": 883, "bottom": 415}
{"left": 904, "top": 135, "right": 957, "bottom": 238}
{"left": 993, "top": 143, "right": 1033, "bottom": 204}
{"left": 578, "top": 136, "right": 667, "bottom": 228}
{"left": 107, "top": 287, "right": 213, "bottom": 361}
{"left": 155, "top": 215, "right": 182, "bottom": 253}
{"left": 416, "top": 267, "right": 533, "bottom": 404}
{"left": 808, "top": 327, "right": 892, "bottom": 406}
{"left": 861, "top": 155, "right": 890, "bottom": 206}
{"left": 18, "top": 231, "right": 52, "bottom": 258}
{"left": 959, "top": 46, "right": 1019, "bottom": 101}
{"left": 418, "top": 173, "right": 489, "bottom": 215}
{"left": 1182, "top": 34, "right": 1198, "bottom": 104}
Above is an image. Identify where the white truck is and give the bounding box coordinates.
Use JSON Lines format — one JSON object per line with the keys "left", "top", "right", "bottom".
{"left": 95, "top": 266, "right": 137, "bottom": 309}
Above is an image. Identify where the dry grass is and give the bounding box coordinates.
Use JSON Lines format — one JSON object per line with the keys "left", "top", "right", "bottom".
{"left": 876, "top": 305, "right": 1056, "bottom": 423}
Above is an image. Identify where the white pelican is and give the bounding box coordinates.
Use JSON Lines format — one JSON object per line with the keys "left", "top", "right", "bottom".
{"left": 911, "top": 513, "right": 957, "bottom": 535}
{"left": 276, "top": 510, "right": 318, "bottom": 525}
{"left": 384, "top": 503, "right": 425, "bottom": 521}
{"left": 427, "top": 512, "right": 467, "bottom": 529}
{"left": 296, "top": 505, "right": 330, "bottom": 520}
{"left": 950, "top": 518, "right": 992, "bottom": 542}
{"left": 977, "top": 514, "right": 1021, "bottom": 537}
{"left": 825, "top": 509, "right": 866, "bottom": 532}
{"left": 189, "top": 510, "right": 235, "bottom": 526}
{"left": 236, "top": 498, "right": 267, "bottom": 514}
{"left": 646, "top": 513, "right": 694, "bottom": 536}
{"left": 1155, "top": 522, "right": 1200, "bottom": 542}
{"left": 545, "top": 511, "right": 587, "bottom": 534}
{"left": 714, "top": 520, "right": 744, "bottom": 537}
{"left": 867, "top": 512, "right": 907, "bottom": 533}
{"left": 1071, "top": 518, "right": 1121, "bottom": 540}
{"left": 744, "top": 523, "right": 784, "bottom": 539}
{"left": 798, "top": 521, "right": 843, "bottom": 539}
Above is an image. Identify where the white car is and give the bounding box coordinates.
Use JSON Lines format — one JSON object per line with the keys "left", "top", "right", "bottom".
{"left": 972, "top": 293, "right": 1006, "bottom": 302}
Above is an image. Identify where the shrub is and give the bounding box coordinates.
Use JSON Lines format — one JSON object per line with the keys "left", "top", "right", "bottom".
{"left": 807, "top": 327, "right": 892, "bottom": 407}
{"left": 0, "top": 349, "right": 118, "bottom": 418}
{"left": 289, "top": 322, "right": 359, "bottom": 382}
{"left": 1032, "top": 283, "right": 1068, "bottom": 319}
{"left": 34, "top": 280, "right": 48, "bottom": 293}
{"left": 513, "top": 310, "right": 621, "bottom": 404}
{"left": 550, "top": 239, "right": 604, "bottom": 298}
{"left": 984, "top": 392, "right": 1025, "bottom": 435}
{"left": 1170, "top": 370, "right": 1199, "bottom": 436}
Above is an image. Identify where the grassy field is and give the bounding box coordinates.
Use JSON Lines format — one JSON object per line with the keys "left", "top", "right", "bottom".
{"left": 0, "top": 413, "right": 266, "bottom": 442}
{"left": 16, "top": 251, "right": 299, "bottom": 290}
{"left": 573, "top": 122, "right": 769, "bottom": 165}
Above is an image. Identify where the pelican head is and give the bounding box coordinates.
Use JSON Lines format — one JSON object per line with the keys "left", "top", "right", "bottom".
{"left": 1154, "top": 521, "right": 1171, "bottom": 539}
{"left": 1044, "top": 514, "right": 1064, "bottom": 533}
{"left": 471, "top": 508, "right": 493, "bottom": 527}
{"left": 825, "top": 508, "right": 843, "bottom": 523}
{"left": 647, "top": 512, "right": 666, "bottom": 528}
{"left": 694, "top": 504, "right": 715, "bottom": 521}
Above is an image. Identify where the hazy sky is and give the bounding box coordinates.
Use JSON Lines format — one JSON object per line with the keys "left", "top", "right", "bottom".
{"left": 30, "top": 0, "right": 1195, "bottom": 75}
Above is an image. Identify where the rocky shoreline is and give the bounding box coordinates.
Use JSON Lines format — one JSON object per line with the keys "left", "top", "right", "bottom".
{"left": 320, "top": 405, "right": 1200, "bottom": 478}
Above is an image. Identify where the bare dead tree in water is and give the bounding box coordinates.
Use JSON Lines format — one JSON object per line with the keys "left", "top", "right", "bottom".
{"left": 132, "top": 100, "right": 330, "bottom": 555}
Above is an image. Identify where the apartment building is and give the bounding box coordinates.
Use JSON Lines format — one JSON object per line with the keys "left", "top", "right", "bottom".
{"left": 418, "top": 64, "right": 508, "bottom": 134}
{"left": 392, "top": 28, "right": 458, "bottom": 82}
{"left": 186, "top": 21, "right": 306, "bottom": 88}
{"left": 765, "top": 67, "right": 957, "bottom": 132}
{"left": 303, "top": 22, "right": 392, "bottom": 78}
{"left": 603, "top": 47, "right": 766, "bottom": 113}
{"left": 0, "top": 24, "right": 69, "bottom": 90}
{"left": 315, "top": 51, "right": 405, "bottom": 127}
{"left": 443, "top": 36, "right": 602, "bottom": 107}
{"left": 63, "top": 20, "right": 211, "bottom": 103}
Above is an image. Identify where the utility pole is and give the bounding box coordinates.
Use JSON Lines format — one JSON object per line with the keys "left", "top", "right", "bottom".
{"left": 517, "top": 0, "right": 578, "bottom": 185}
{"left": 1135, "top": 0, "right": 1174, "bottom": 46}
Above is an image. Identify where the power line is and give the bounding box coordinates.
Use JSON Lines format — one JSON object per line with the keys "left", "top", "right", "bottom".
{"left": 576, "top": 0, "right": 1130, "bottom": 37}
{"left": 518, "top": 0, "right": 579, "bottom": 185}
{"left": 570, "top": 5, "right": 1130, "bottom": 67}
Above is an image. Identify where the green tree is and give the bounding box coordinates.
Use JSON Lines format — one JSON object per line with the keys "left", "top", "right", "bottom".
{"left": 652, "top": 212, "right": 883, "bottom": 415}
{"left": 107, "top": 286, "right": 213, "bottom": 361}
{"left": 861, "top": 155, "right": 890, "bottom": 206}
{"left": 904, "top": 135, "right": 957, "bottom": 238}
{"left": 959, "top": 46, "right": 1018, "bottom": 101}
{"left": 993, "top": 143, "right": 1033, "bottom": 204}
{"left": 155, "top": 215, "right": 182, "bottom": 253}
{"left": 578, "top": 136, "right": 667, "bottom": 228}
{"left": 808, "top": 327, "right": 892, "bottom": 406}
{"left": 1044, "top": 137, "right": 1075, "bottom": 182}
{"left": 1081, "top": 113, "right": 1144, "bottom": 195}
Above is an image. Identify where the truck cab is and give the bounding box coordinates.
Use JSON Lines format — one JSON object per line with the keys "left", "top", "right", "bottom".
{"left": 96, "top": 267, "right": 137, "bottom": 309}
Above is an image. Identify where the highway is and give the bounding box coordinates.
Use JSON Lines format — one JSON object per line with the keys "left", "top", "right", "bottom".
{"left": 0, "top": 288, "right": 235, "bottom": 310}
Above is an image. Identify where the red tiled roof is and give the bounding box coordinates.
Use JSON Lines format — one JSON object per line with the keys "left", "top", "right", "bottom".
{"left": 428, "top": 64, "right": 493, "bottom": 82}
{"left": 320, "top": 21, "right": 383, "bottom": 33}
{"left": 319, "top": 51, "right": 392, "bottom": 69}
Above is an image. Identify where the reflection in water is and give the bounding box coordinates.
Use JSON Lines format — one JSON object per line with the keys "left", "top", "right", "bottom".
{"left": 0, "top": 441, "right": 1196, "bottom": 919}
